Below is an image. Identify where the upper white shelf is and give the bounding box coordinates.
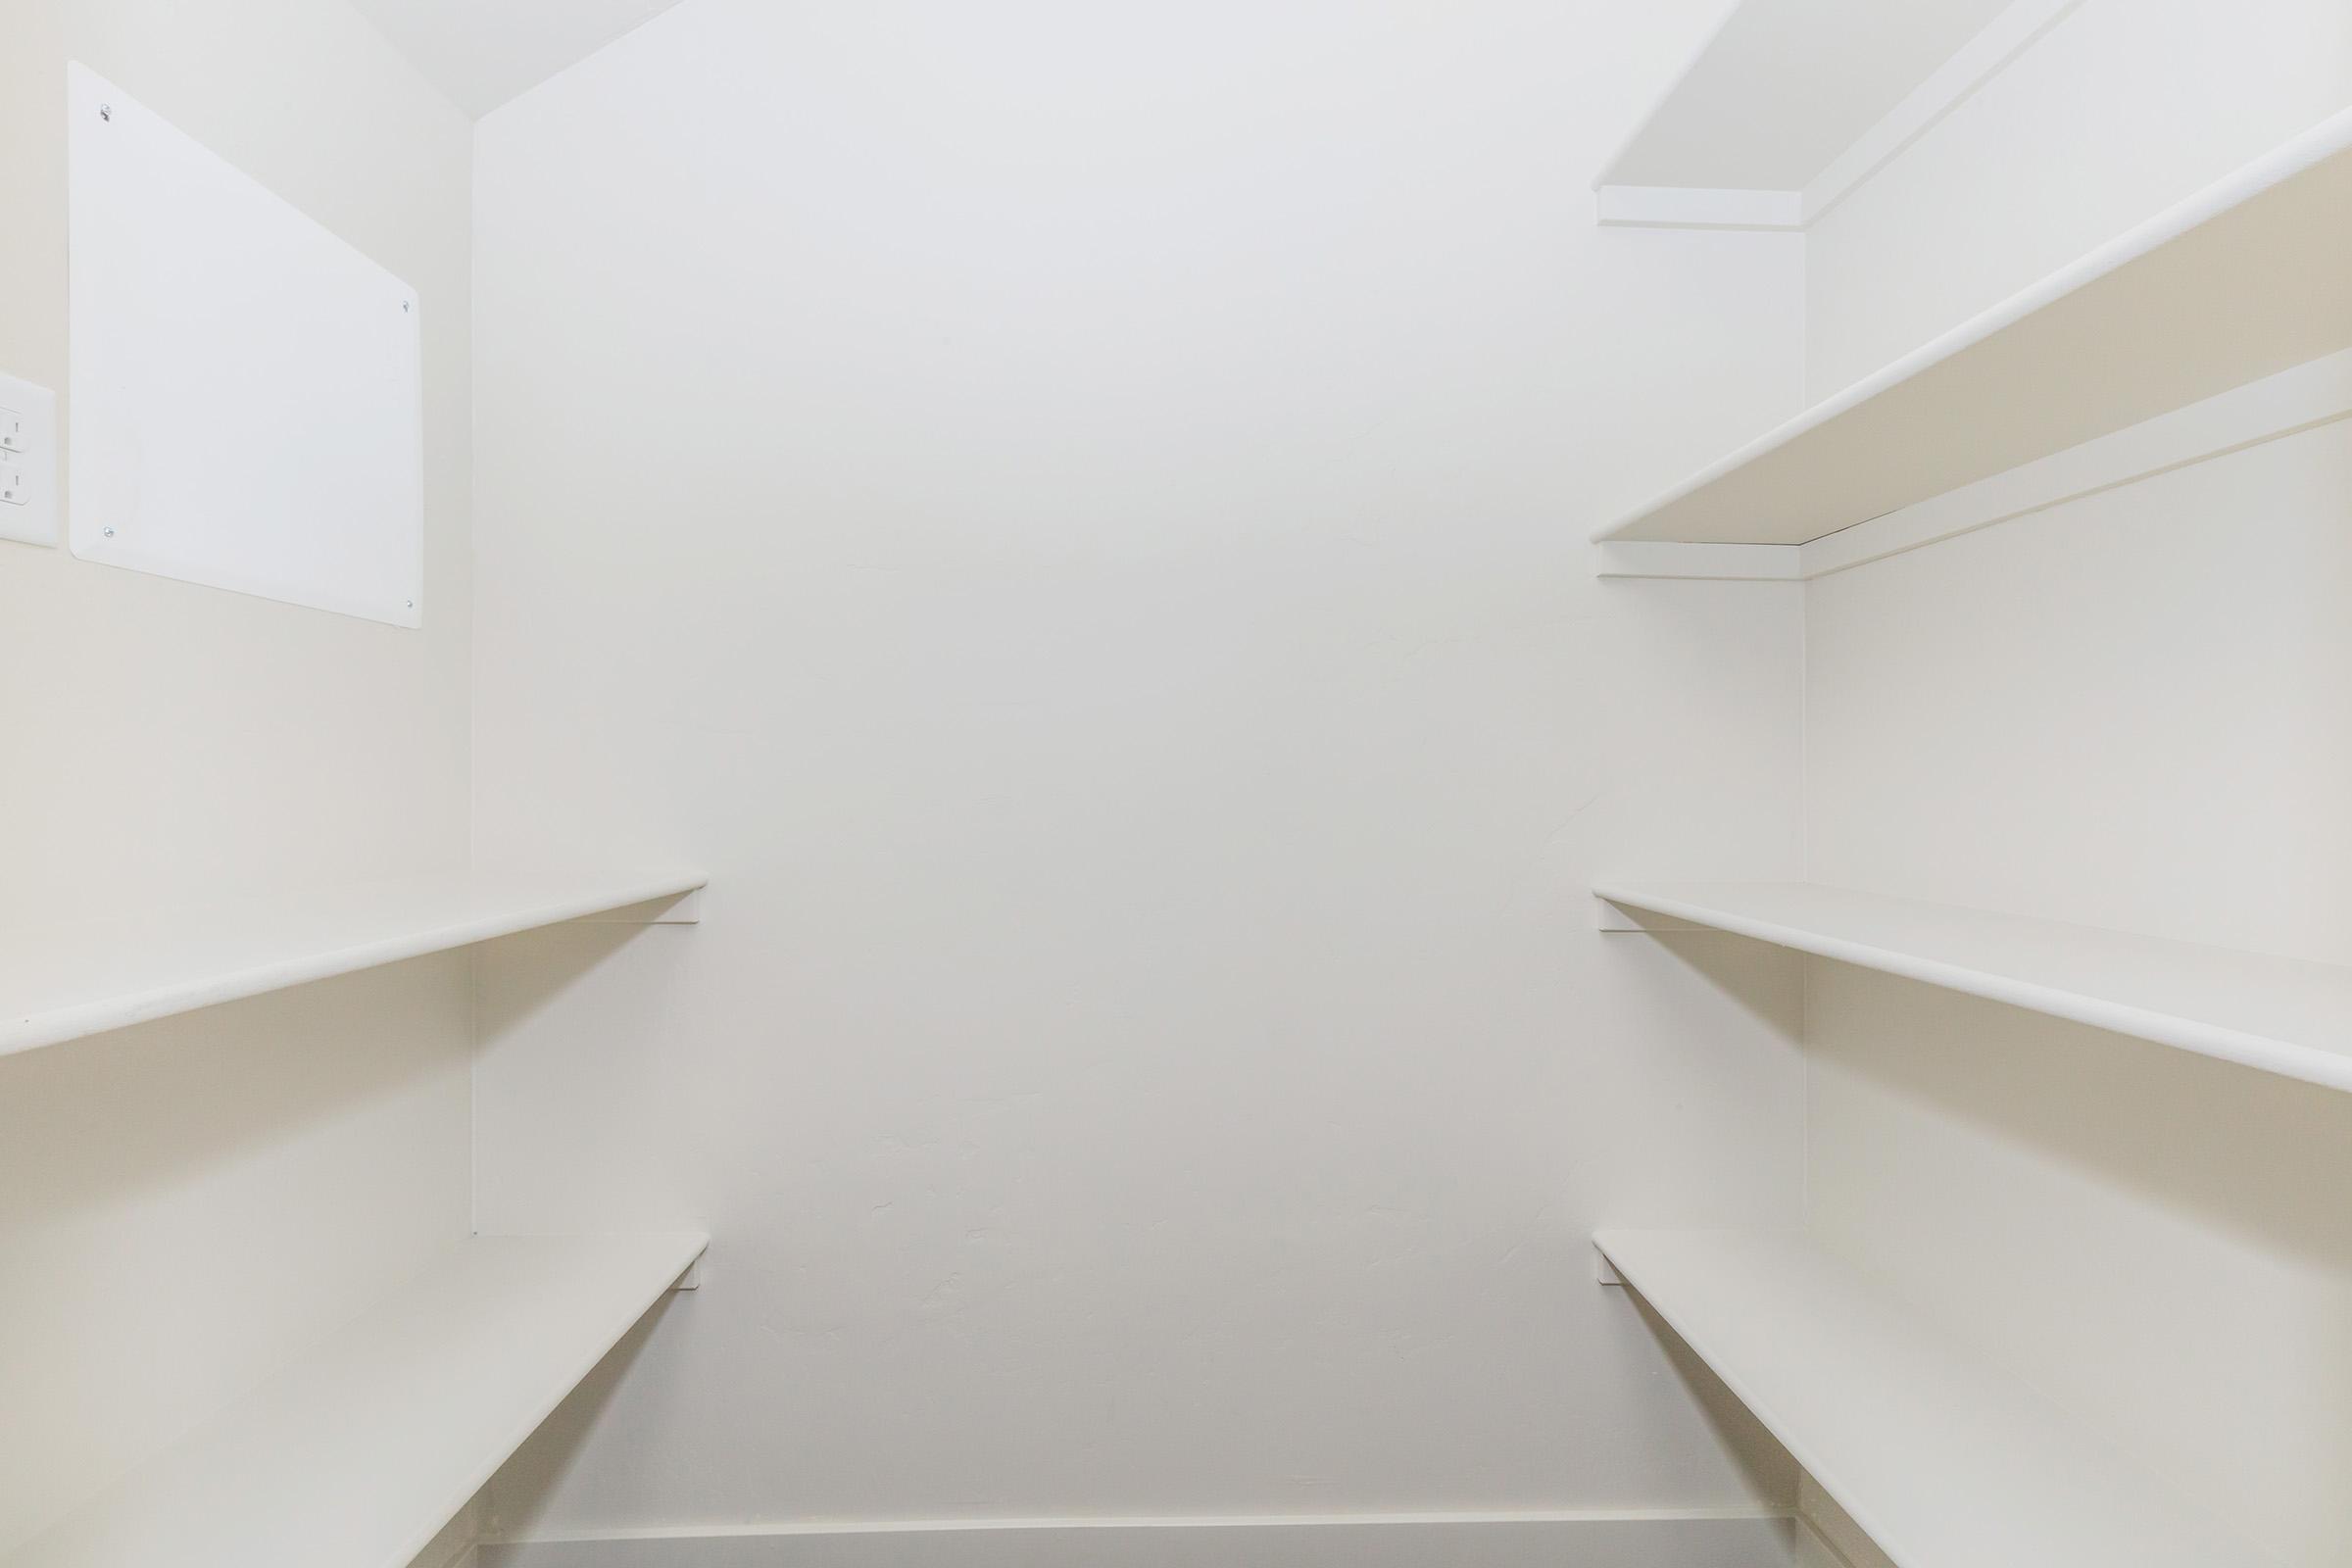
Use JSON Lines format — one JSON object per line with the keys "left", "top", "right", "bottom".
{"left": 3, "top": 1231, "right": 708, "bottom": 1568}
{"left": 1593, "top": 1228, "right": 2264, "bottom": 1568}
{"left": 1595, "top": 880, "right": 2352, "bottom": 1095}
{"left": 1596, "top": 106, "right": 2352, "bottom": 545}
{"left": 0, "top": 865, "right": 706, "bottom": 1060}
{"left": 1597, "top": 0, "right": 2024, "bottom": 203}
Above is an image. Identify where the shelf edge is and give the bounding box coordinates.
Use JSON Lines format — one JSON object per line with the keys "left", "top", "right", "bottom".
{"left": 1591, "top": 104, "right": 2352, "bottom": 544}
{"left": 1593, "top": 883, "right": 2352, "bottom": 1096}
{"left": 0, "top": 868, "right": 709, "bottom": 1061}
{"left": 377, "top": 1232, "right": 710, "bottom": 1568}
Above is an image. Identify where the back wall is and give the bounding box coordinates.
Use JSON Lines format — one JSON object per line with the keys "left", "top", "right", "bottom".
{"left": 466, "top": 0, "right": 1813, "bottom": 1537}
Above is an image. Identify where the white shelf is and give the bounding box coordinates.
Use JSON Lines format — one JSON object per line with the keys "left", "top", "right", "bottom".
{"left": 3, "top": 1231, "right": 709, "bottom": 1568}
{"left": 1596, "top": 107, "right": 2352, "bottom": 544}
{"left": 1596, "top": 880, "right": 2352, "bottom": 1094}
{"left": 0, "top": 865, "right": 706, "bottom": 1061}
{"left": 1593, "top": 1229, "right": 2260, "bottom": 1568}
{"left": 1595, "top": 0, "right": 2029, "bottom": 217}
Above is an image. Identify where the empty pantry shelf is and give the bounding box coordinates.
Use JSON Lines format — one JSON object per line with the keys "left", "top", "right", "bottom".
{"left": 0, "top": 865, "right": 706, "bottom": 1060}
{"left": 2, "top": 1231, "right": 709, "bottom": 1568}
{"left": 1595, "top": 880, "right": 2352, "bottom": 1094}
{"left": 1594, "top": 1228, "right": 2264, "bottom": 1568}
{"left": 1593, "top": 106, "right": 2352, "bottom": 545}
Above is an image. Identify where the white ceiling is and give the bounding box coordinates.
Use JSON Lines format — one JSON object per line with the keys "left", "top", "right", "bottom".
{"left": 1601, "top": 0, "right": 2025, "bottom": 190}
{"left": 346, "top": 0, "right": 693, "bottom": 118}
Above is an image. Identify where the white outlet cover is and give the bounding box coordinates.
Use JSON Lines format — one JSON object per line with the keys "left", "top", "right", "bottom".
{"left": 0, "top": 371, "right": 59, "bottom": 548}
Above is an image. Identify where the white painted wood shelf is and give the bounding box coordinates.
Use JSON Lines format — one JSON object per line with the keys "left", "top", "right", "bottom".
{"left": 1596, "top": 880, "right": 2352, "bottom": 1094}
{"left": 2, "top": 1231, "right": 709, "bottom": 1568}
{"left": 0, "top": 866, "right": 705, "bottom": 1061}
{"left": 1596, "top": 106, "right": 2352, "bottom": 544}
{"left": 1593, "top": 1228, "right": 2264, "bottom": 1568}
{"left": 1593, "top": 0, "right": 2040, "bottom": 231}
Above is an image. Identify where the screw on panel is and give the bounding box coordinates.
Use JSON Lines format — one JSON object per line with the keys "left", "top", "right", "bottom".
{"left": 98, "top": 105, "right": 112, "bottom": 122}
{"left": 102, "top": 526, "right": 116, "bottom": 537}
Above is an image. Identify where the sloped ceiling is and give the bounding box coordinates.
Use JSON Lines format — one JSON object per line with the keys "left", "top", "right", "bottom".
{"left": 345, "top": 0, "right": 692, "bottom": 118}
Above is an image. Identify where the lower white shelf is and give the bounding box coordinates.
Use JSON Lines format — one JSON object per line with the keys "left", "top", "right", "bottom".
{"left": 3, "top": 1231, "right": 709, "bottom": 1568}
{"left": 1594, "top": 1229, "right": 2264, "bottom": 1568}
{"left": 1594, "top": 880, "right": 2352, "bottom": 1095}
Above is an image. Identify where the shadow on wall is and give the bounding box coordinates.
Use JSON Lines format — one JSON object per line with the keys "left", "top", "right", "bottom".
{"left": 0, "top": 954, "right": 476, "bottom": 1553}
{"left": 0, "top": 954, "right": 471, "bottom": 1233}
{"left": 482, "top": 1301, "right": 672, "bottom": 1544}
{"left": 1629, "top": 1287, "right": 1795, "bottom": 1504}
{"left": 1807, "top": 958, "right": 2352, "bottom": 1567}
{"left": 1613, "top": 928, "right": 1808, "bottom": 1043}
{"left": 1812, "top": 960, "right": 2352, "bottom": 1274}
{"left": 474, "top": 917, "right": 692, "bottom": 1047}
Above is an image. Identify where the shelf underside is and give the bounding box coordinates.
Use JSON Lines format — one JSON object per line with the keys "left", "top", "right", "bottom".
{"left": 1598, "top": 109, "right": 2352, "bottom": 545}
{"left": 1595, "top": 1229, "right": 2261, "bottom": 1568}
{"left": 3, "top": 1231, "right": 708, "bottom": 1568}
{"left": 1596, "top": 880, "right": 2352, "bottom": 1095}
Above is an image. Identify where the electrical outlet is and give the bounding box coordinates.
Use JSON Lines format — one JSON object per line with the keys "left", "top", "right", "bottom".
{"left": 0, "top": 373, "right": 58, "bottom": 547}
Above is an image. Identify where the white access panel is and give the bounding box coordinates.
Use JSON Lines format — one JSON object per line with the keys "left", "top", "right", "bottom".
{"left": 65, "top": 65, "right": 424, "bottom": 626}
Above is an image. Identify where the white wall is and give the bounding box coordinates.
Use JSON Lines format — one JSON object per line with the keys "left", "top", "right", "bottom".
{"left": 0, "top": 0, "right": 476, "bottom": 1551}
{"left": 1807, "top": 425, "right": 2352, "bottom": 963}
{"left": 1803, "top": 420, "right": 2352, "bottom": 1567}
{"left": 1796, "top": 9, "right": 2352, "bottom": 1560}
{"left": 0, "top": 0, "right": 476, "bottom": 922}
{"left": 466, "top": 0, "right": 1813, "bottom": 1538}
{"left": 1806, "top": 0, "right": 2352, "bottom": 396}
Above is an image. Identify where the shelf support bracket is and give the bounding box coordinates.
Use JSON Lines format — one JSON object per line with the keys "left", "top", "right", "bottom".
{"left": 577, "top": 887, "right": 703, "bottom": 925}
{"left": 1595, "top": 894, "right": 1702, "bottom": 933}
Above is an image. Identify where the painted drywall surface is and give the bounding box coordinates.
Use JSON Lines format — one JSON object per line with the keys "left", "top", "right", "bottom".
{"left": 0, "top": 0, "right": 475, "bottom": 925}
{"left": 0, "top": 0, "right": 476, "bottom": 1552}
{"left": 467, "top": 0, "right": 1809, "bottom": 1533}
{"left": 1806, "top": 969, "right": 2352, "bottom": 1565}
{"left": 1802, "top": 25, "right": 2352, "bottom": 1547}
{"left": 1804, "top": 0, "right": 2352, "bottom": 395}
{"left": 341, "top": 0, "right": 695, "bottom": 118}
{"left": 1808, "top": 424, "right": 2352, "bottom": 963}
{"left": 0, "top": 959, "right": 475, "bottom": 1553}
{"left": 1802, "top": 424, "right": 2352, "bottom": 1564}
